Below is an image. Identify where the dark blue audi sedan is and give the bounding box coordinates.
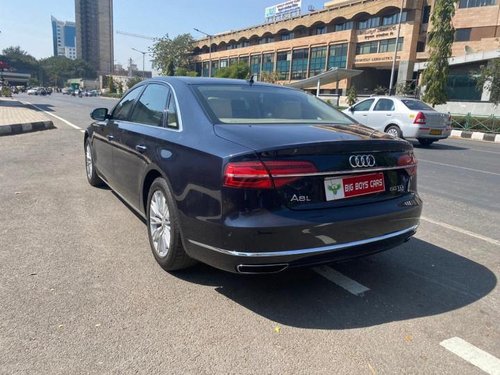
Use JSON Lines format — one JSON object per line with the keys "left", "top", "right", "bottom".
{"left": 84, "top": 77, "right": 421, "bottom": 274}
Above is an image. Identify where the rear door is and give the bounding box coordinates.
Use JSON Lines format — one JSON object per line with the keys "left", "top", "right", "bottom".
{"left": 369, "top": 98, "right": 396, "bottom": 131}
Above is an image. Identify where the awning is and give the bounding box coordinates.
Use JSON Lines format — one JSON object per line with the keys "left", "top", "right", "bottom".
{"left": 287, "top": 67, "right": 363, "bottom": 90}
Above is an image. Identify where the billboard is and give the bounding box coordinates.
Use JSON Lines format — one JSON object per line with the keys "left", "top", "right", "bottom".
{"left": 265, "top": 0, "right": 302, "bottom": 20}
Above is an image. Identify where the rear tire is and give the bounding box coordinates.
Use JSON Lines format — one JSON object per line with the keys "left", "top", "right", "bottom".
{"left": 386, "top": 125, "right": 402, "bottom": 138}
{"left": 146, "top": 178, "right": 195, "bottom": 271}
{"left": 85, "top": 140, "right": 103, "bottom": 187}
{"left": 418, "top": 138, "right": 435, "bottom": 146}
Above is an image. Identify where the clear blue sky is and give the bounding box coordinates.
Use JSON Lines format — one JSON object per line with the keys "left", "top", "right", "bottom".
{"left": 0, "top": 0, "right": 326, "bottom": 72}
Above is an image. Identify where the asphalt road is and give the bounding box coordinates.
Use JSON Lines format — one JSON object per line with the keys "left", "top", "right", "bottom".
{"left": 1, "top": 93, "right": 499, "bottom": 374}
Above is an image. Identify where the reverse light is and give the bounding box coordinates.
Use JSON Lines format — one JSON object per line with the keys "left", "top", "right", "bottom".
{"left": 224, "top": 160, "right": 317, "bottom": 189}
{"left": 413, "top": 112, "right": 426, "bottom": 125}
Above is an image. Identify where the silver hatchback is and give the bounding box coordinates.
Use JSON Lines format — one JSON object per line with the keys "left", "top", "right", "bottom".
{"left": 344, "top": 96, "right": 452, "bottom": 146}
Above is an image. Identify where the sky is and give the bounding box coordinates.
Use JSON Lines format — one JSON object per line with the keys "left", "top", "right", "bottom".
{"left": 0, "top": 0, "right": 327, "bottom": 72}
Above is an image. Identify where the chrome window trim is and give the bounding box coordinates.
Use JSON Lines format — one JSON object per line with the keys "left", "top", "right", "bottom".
{"left": 188, "top": 225, "right": 418, "bottom": 258}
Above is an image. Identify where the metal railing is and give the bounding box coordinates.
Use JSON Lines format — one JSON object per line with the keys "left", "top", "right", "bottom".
{"left": 450, "top": 113, "right": 500, "bottom": 133}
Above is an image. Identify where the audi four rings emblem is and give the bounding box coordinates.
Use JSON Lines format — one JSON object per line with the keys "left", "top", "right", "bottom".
{"left": 349, "top": 154, "right": 376, "bottom": 168}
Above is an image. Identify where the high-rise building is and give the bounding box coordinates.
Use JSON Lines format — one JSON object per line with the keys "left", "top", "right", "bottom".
{"left": 75, "top": 0, "right": 114, "bottom": 75}
{"left": 51, "top": 16, "right": 76, "bottom": 60}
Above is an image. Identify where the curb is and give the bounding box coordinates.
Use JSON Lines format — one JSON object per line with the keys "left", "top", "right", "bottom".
{"left": 450, "top": 129, "right": 500, "bottom": 143}
{"left": 0, "top": 121, "right": 55, "bottom": 137}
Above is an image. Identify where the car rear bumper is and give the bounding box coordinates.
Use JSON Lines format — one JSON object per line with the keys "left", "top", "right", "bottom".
{"left": 183, "top": 193, "right": 422, "bottom": 273}
{"left": 405, "top": 126, "right": 452, "bottom": 139}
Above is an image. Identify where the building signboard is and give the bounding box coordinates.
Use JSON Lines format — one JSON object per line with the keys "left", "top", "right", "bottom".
{"left": 265, "top": 0, "right": 301, "bottom": 21}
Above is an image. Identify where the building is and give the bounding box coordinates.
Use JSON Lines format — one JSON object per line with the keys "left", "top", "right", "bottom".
{"left": 193, "top": 0, "right": 500, "bottom": 101}
{"left": 75, "top": 0, "right": 114, "bottom": 75}
{"left": 51, "top": 16, "right": 77, "bottom": 60}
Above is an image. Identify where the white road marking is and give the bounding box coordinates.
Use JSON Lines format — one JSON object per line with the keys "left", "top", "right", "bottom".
{"left": 314, "top": 265, "right": 370, "bottom": 296}
{"left": 440, "top": 337, "right": 500, "bottom": 375}
{"left": 418, "top": 159, "right": 500, "bottom": 176}
{"left": 22, "top": 101, "right": 83, "bottom": 131}
{"left": 421, "top": 216, "right": 500, "bottom": 247}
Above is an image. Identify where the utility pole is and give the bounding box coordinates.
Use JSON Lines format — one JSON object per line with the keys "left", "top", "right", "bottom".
{"left": 131, "top": 48, "right": 146, "bottom": 78}
{"left": 194, "top": 28, "right": 213, "bottom": 77}
{"left": 389, "top": 0, "right": 404, "bottom": 95}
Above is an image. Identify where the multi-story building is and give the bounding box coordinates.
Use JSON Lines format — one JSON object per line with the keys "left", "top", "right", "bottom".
{"left": 75, "top": 0, "right": 114, "bottom": 75}
{"left": 51, "top": 16, "right": 76, "bottom": 60}
{"left": 193, "top": 0, "right": 500, "bottom": 101}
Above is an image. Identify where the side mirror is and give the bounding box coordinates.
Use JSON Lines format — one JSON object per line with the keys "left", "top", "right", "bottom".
{"left": 91, "top": 108, "right": 109, "bottom": 121}
{"left": 349, "top": 107, "right": 354, "bottom": 113}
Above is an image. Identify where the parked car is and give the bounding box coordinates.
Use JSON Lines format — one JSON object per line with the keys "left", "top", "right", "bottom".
{"left": 26, "top": 87, "right": 38, "bottom": 95}
{"left": 343, "top": 96, "right": 452, "bottom": 146}
{"left": 84, "top": 77, "right": 421, "bottom": 274}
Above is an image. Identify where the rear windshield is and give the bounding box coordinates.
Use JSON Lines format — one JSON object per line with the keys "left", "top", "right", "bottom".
{"left": 401, "top": 99, "right": 434, "bottom": 111}
{"left": 192, "top": 84, "right": 354, "bottom": 125}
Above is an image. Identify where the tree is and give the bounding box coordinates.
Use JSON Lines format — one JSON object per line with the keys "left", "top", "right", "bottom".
{"left": 0, "top": 46, "right": 39, "bottom": 76}
{"left": 346, "top": 86, "right": 357, "bottom": 106}
{"left": 260, "top": 71, "right": 280, "bottom": 84}
{"left": 174, "top": 67, "right": 198, "bottom": 77}
{"left": 421, "top": 0, "right": 457, "bottom": 106}
{"left": 150, "top": 33, "right": 195, "bottom": 75}
{"left": 214, "top": 62, "right": 250, "bottom": 79}
{"left": 39, "top": 56, "right": 96, "bottom": 87}
{"left": 474, "top": 58, "right": 500, "bottom": 105}
{"left": 126, "top": 76, "right": 143, "bottom": 89}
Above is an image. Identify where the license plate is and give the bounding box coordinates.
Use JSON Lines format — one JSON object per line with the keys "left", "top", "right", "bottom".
{"left": 430, "top": 129, "right": 442, "bottom": 135}
{"left": 324, "top": 173, "right": 385, "bottom": 201}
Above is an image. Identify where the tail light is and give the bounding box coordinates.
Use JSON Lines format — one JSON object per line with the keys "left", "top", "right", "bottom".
{"left": 224, "top": 160, "right": 317, "bottom": 189}
{"left": 413, "top": 112, "right": 426, "bottom": 125}
{"left": 398, "top": 153, "right": 417, "bottom": 176}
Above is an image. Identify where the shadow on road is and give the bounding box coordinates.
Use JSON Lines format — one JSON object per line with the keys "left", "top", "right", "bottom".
{"left": 172, "top": 238, "right": 496, "bottom": 330}
{"left": 411, "top": 141, "right": 469, "bottom": 151}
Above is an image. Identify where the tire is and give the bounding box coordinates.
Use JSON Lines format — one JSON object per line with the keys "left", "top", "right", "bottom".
{"left": 386, "top": 125, "right": 402, "bottom": 138}
{"left": 85, "top": 139, "right": 104, "bottom": 187}
{"left": 418, "top": 138, "right": 435, "bottom": 146}
{"left": 146, "top": 178, "right": 195, "bottom": 271}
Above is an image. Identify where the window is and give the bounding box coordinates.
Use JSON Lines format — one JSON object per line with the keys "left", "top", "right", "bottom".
{"left": 112, "top": 86, "right": 143, "bottom": 121}
{"left": 239, "top": 56, "right": 249, "bottom": 65}
{"left": 334, "top": 22, "right": 354, "bottom": 32}
{"left": 291, "top": 49, "right": 308, "bottom": 80}
{"left": 459, "top": 0, "right": 496, "bottom": 7}
{"left": 373, "top": 99, "right": 395, "bottom": 111}
{"left": 328, "top": 43, "right": 348, "bottom": 69}
{"left": 220, "top": 59, "right": 228, "bottom": 68}
{"left": 401, "top": 99, "right": 433, "bottom": 111}
{"left": 379, "top": 38, "right": 404, "bottom": 53}
{"left": 455, "top": 28, "right": 471, "bottom": 41}
{"left": 309, "top": 46, "right": 327, "bottom": 76}
{"left": 166, "top": 94, "right": 179, "bottom": 129}
{"left": 315, "top": 26, "right": 326, "bottom": 35}
{"left": 352, "top": 99, "right": 375, "bottom": 111}
{"left": 250, "top": 55, "right": 261, "bottom": 74}
{"left": 356, "top": 41, "right": 379, "bottom": 55}
{"left": 277, "top": 51, "right": 291, "bottom": 80}
{"left": 358, "top": 17, "right": 380, "bottom": 30}
{"left": 129, "top": 84, "right": 169, "bottom": 127}
{"left": 382, "top": 11, "right": 407, "bottom": 26}
{"left": 193, "top": 84, "right": 354, "bottom": 125}
{"left": 422, "top": 6, "right": 431, "bottom": 23}
{"left": 281, "top": 32, "right": 294, "bottom": 41}
{"left": 262, "top": 53, "right": 274, "bottom": 72}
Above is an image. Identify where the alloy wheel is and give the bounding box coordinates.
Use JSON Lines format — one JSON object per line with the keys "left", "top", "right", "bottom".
{"left": 149, "top": 189, "right": 171, "bottom": 258}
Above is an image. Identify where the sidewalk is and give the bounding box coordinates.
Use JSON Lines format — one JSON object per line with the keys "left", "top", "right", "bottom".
{"left": 0, "top": 98, "right": 55, "bottom": 136}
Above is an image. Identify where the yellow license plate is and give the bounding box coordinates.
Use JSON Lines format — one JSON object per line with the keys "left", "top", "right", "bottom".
{"left": 430, "top": 129, "right": 442, "bottom": 135}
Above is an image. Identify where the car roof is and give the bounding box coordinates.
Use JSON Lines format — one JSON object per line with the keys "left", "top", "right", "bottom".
{"left": 141, "top": 76, "right": 292, "bottom": 90}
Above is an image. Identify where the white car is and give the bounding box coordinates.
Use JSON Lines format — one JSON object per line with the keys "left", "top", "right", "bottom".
{"left": 344, "top": 96, "right": 452, "bottom": 146}
{"left": 27, "top": 88, "right": 38, "bottom": 95}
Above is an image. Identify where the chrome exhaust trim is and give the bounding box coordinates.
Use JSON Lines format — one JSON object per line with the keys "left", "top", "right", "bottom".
{"left": 236, "top": 263, "right": 289, "bottom": 274}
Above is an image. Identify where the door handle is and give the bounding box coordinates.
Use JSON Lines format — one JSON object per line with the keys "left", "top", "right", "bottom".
{"left": 107, "top": 135, "right": 114, "bottom": 141}
{"left": 135, "top": 144, "right": 147, "bottom": 153}
{"left": 386, "top": 114, "right": 392, "bottom": 116}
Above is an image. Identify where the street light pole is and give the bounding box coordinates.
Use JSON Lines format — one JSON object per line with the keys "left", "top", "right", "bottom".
{"left": 389, "top": 0, "right": 404, "bottom": 96}
{"left": 194, "top": 28, "right": 213, "bottom": 77}
{"left": 131, "top": 48, "right": 146, "bottom": 78}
